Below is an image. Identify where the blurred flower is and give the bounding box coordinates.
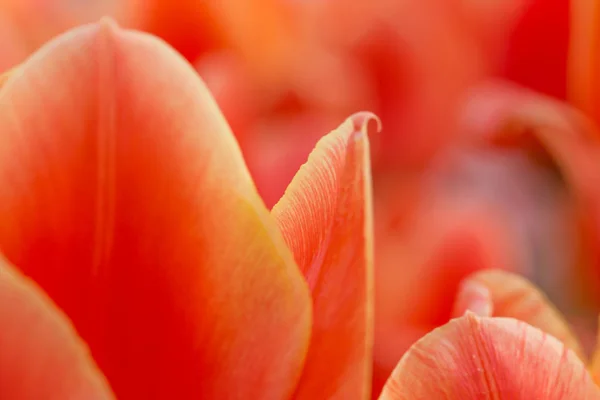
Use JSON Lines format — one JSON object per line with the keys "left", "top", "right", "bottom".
{"left": 459, "top": 82, "right": 600, "bottom": 321}
{"left": 0, "top": 21, "right": 377, "bottom": 398}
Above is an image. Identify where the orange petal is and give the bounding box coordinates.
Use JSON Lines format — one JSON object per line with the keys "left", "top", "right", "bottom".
{"left": 0, "top": 20, "right": 311, "bottom": 399}
{"left": 379, "top": 313, "right": 600, "bottom": 400}
{"left": 568, "top": 0, "right": 600, "bottom": 124}
{"left": 454, "top": 270, "right": 585, "bottom": 360}
{"left": 0, "top": 256, "right": 114, "bottom": 399}
{"left": 272, "top": 112, "right": 378, "bottom": 399}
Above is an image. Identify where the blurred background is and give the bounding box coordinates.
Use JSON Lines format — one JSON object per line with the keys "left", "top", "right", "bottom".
{"left": 2, "top": 0, "right": 600, "bottom": 395}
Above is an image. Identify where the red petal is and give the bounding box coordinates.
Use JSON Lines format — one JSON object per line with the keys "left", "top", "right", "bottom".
{"left": 502, "top": 0, "right": 570, "bottom": 99}
{"left": 0, "top": 20, "right": 311, "bottom": 399}
{"left": 272, "top": 112, "right": 379, "bottom": 399}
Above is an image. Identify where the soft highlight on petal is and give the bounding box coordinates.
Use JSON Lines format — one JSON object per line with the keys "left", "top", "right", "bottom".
{"left": 0, "top": 256, "right": 114, "bottom": 399}
{"left": 0, "top": 20, "right": 311, "bottom": 399}
{"left": 455, "top": 270, "right": 585, "bottom": 360}
{"left": 272, "top": 112, "right": 378, "bottom": 399}
{"left": 380, "top": 313, "right": 600, "bottom": 399}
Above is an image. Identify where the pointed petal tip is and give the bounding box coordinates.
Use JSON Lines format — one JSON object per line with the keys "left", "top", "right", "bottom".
{"left": 273, "top": 112, "right": 374, "bottom": 399}
{"left": 350, "top": 111, "right": 382, "bottom": 136}
{"left": 453, "top": 281, "right": 493, "bottom": 318}
{"left": 459, "top": 269, "right": 586, "bottom": 361}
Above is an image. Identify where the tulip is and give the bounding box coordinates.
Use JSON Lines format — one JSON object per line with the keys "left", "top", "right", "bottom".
{"left": 379, "top": 269, "right": 600, "bottom": 399}
{"left": 0, "top": 20, "right": 377, "bottom": 398}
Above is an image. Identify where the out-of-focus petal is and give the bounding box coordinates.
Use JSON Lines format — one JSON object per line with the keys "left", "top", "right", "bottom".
{"left": 247, "top": 114, "right": 336, "bottom": 208}
{"left": 304, "top": 0, "right": 528, "bottom": 169}
{"left": 135, "top": 0, "right": 217, "bottom": 61}
{"left": 195, "top": 51, "right": 258, "bottom": 140}
{"left": 372, "top": 199, "right": 521, "bottom": 397}
{"left": 568, "top": 0, "right": 600, "bottom": 123}
{"left": 272, "top": 112, "right": 378, "bottom": 399}
{"left": 0, "top": 20, "right": 311, "bottom": 399}
{"left": 502, "top": 0, "right": 570, "bottom": 99}
{"left": 463, "top": 83, "right": 600, "bottom": 302}
{"left": 454, "top": 270, "right": 585, "bottom": 360}
{"left": 0, "top": 256, "right": 114, "bottom": 399}
{"left": 379, "top": 313, "right": 600, "bottom": 400}
{"left": 141, "top": 0, "right": 295, "bottom": 77}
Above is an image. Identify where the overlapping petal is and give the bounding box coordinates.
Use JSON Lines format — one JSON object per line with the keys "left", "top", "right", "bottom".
{"left": 380, "top": 313, "right": 600, "bottom": 399}
{"left": 272, "top": 112, "right": 377, "bottom": 399}
{"left": 454, "top": 270, "right": 585, "bottom": 359}
{"left": 0, "top": 20, "right": 312, "bottom": 399}
{"left": 0, "top": 256, "right": 114, "bottom": 399}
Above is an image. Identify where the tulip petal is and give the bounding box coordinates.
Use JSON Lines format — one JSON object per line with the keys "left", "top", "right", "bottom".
{"left": 379, "top": 313, "right": 600, "bottom": 400}
{"left": 0, "top": 256, "right": 114, "bottom": 399}
{"left": 454, "top": 270, "right": 585, "bottom": 360}
{"left": 272, "top": 112, "right": 378, "bottom": 399}
{"left": 0, "top": 20, "right": 311, "bottom": 399}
